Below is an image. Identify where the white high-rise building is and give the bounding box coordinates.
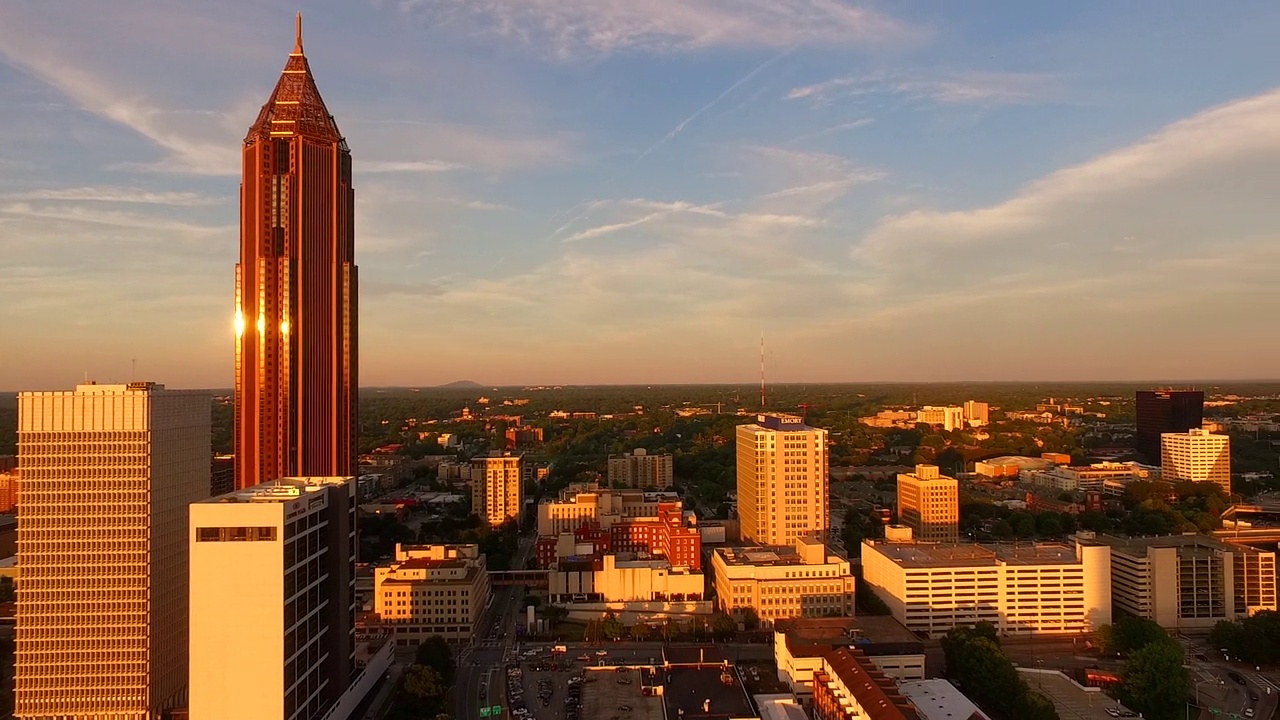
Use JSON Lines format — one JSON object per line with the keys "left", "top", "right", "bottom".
{"left": 917, "top": 406, "right": 965, "bottom": 432}
{"left": 962, "top": 401, "right": 989, "bottom": 427}
{"left": 15, "top": 382, "right": 209, "bottom": 720}
{"left": 189, "top": 476, "right": 356, "bottom": 720}
{"left": 736, "top": 414, "right": 829, "bottom": 547}
{"left": 1161, "top": 428, "right": 1231, "bottom": 497}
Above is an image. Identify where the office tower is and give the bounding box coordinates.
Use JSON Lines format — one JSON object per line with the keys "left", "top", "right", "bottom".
{"left": 896, "top": 465, "right": 959, "bottom": 543}
{"left": 736, "top": 414, "right": 829, "bottom": 547}
{"left": 15, "top": 382, "right": 209, "bottom": 719}
{"left": 235, "top": 16, "right": 357, "bottom": 490}
{"left": 374, "top": 544, "right": 491, "bottom": 646}
{"left": 1161, "top": 428, "right": 1232, "bottom": 496}
{"left": 962, "top": 401, "right": 989, "bottom": 427}
{"left": 1135, "top": 390, "right": 1204, "bottom": 463}
{"left": 471, "top": 452, "right": 523, "bottom": 526}
{"left": 606, "top": 448, "right": 674, "bottom": 488}
{"left": 190, "top": 476, "right": 356, "bottom": 720}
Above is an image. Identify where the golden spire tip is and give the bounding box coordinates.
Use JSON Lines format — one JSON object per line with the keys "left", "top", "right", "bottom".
{"left": 294, "top": 12, "right": 304, "bottom": 54}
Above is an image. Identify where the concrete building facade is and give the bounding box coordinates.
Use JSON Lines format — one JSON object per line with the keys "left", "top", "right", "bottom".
{"left": 773, "top": 617, "right": 926, "bottom": 702}
{"left": 963, "top": 401, "right": 989, "bottom": 427}
{"left": 16, "top": 382, "right": 210, "bottom": 720}
{"left": 548, "top": 554, "right": 704, "bottom": 604}
{"left": 1161, "top": 429, "right": 1231, "bottom": 497}
{"left": 860, "top": 539, "right": 1112, "bottom": 638}
{"left": 736, "top": 414, "right": 829, "bottom": 547}
{"left": 1087, "top": 534, "right": 1276, "bottom": 630}
{"left": 189, "top": 476, "right": 356, "bottom": 720}
{"left": 917, "top": 406, "right": 964, "bottom": 432}
{"left": 712, "top": 537, "right": 855, "bottom": 627}
{"left": 374, "top": 543, "right": 491, "bottom": 645}
{"left": 896, "top": 465, "right": 959, "bottom": 543}
{"left": 812, "top": 648, "right": 922, "bottom": 720}
{"left": 607, "top": 448, "right": 674, "bottom": 488}
{"left": 471, "top": 453, "right": 522, "bottom": 526}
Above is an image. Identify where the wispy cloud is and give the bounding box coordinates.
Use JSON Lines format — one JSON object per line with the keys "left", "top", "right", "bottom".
{"left": 361, "top": 160, "right": 466, "bottom": 174}
{"left": 787, "top": 118, "right": 875, "bottom": 144}
{"left": 6, "top": 186, "right": 223, "bottom": 206}
{"left": 394, "top": 0, "right": 922, "bottom": 58}
{"left": 787, "top": 71, "right": 1056, "bottom": 107}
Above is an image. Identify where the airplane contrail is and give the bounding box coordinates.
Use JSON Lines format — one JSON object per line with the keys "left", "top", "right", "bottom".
{"left": 632, "top": 46, "right": 796, "bottom": 166}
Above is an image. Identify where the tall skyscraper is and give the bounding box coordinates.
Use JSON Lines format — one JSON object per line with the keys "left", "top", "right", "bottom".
{"left": 15, "top": 382, "right": 209, "bottom": 719}
{"left": 189, "top": 476, "right": 356, "bottom": 719}
{"left": 736, "top": 414, "right": 829, "bottom": 547}
{"left": 1135, "top": 390, "right": 1204, "bottom": 463}
{"left": 471, "top": 452, "right": 523, "bottom": 526}
{"left": 896, "top": 464, "right": 959, "bottom": 543}
{"left": 1161, "top": 429, "right": 1232, "bottom": 497}
{"left": 235, "top": 15, "right": 357, "bottom": 490}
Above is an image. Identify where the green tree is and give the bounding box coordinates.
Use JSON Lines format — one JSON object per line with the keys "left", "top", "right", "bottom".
{"left": 631, "top": 623, "right": 651, "bottom": 641}
{"left": 663, "top": 617, "right": 681, "bottom": 642}
{"left": 1036, "top": 512, "right": 1063, "bottom": 538}
{"left": 404, "top": 664, "right": 448, "bottom": 705}
{"left": 742, "top": 607, "right": 761, "bottom": 631}
{"left": 414, "top": 635, "right": 455, "bottom": 681}
{"left": 1117, "top": 638, "right": 1191, "bottom": 720}
{"left": 711, "top": 611, "right": 738, "bottom": 639}
{"left": 601, "top": 611, "right": 624, "bottom": 641}
{"left": 1009, "top": 512, "right": 1037, "bottom": 538}
{"left": 543, "top": 604, "right": 568, "bottom": 631}
{"left": 991, "top": 519, "right": 1014, "bottom": 539}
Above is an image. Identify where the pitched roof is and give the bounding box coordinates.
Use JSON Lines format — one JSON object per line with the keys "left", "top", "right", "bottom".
{"left": 246, "top": 14, "right": 343, "bottom": 144}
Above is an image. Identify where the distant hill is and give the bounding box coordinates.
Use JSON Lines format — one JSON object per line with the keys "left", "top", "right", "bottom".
{"left": 438, "top": 380, "right": 485, "bottom": 389}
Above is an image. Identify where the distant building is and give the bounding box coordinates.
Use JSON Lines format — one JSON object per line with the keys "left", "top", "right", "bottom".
{"left": 211, "top": 454, "right": 234, "bottom": 497}
{"left": 1161, "top": 429, "right": 1231, "bottom": 497}
{"left": 437, "top": 432, "right": 461, "bottom": 448}
{"left": 861, "top": 539, "right": 1112, "bottom": 638}
{"left": 471, "top": 452, "right": 522, "bottom": 526}
{"left": 711, "top": 537, "right": 856, "bottom": 627}
{"left": 737, "top": 414, "right": 829, "bottom": 547}
{"left": 505, "top": 425, "right": 544, "bottom": 449}
{"left": 16, "top": 382, "right": 209, "bottom": 719}
{"left": 1021, "top": 462, "right": 1156, "bottom": 493}
{"left": 373, "top": 543, "right": 491, "bottom": 645}
{"left": 536, "top": 486, "right": 700, "bottom": 570}
{"left": 190, "top": 476, "right": 356, "bottom": 720}
{"left": 0, "top": 467, "right": 17, "bottom": 513}
{"left": 973, "top": 455, "right": 1052, "bottom": 478}
{"left": 896, "top": 465, "right": 959, "bottom": 543}
{"left": 607, "top": 448, "right": 674, "bottom": 488}
{"left": 1135, "top": 390, "right": 1204, "bottom": 463}
{"left": 1084, "top": 534, "right": 1276, "bottom": 630}
{"left": 962, "top": 401, "right": 989, "bottom": 428}
{"left": 916, "top": 406, "right": 964, "bottom": 432}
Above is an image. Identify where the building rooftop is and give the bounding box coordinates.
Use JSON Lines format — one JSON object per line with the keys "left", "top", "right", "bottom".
{"left": 663, "top": 666, "right": 756, "bottom": 720}
{"left": 1087, "top": 533, "right": 1268, "bottom": 556}
{"left": 201, "top": 476, "right": 351, "bottom": 504}
{"left": 864, "top": 541, "right": 1080, "bottom": 568}
{"left": 754, "top": 695, "right": 808, "bottom": 720}
{"left": 897, "top": 680, "right": 987, "bottom": 720}
{"left": 775, "top": 616, "right": 922, "bottom": 657}
{"left": 977, "top": 456, "right": 1052, "bottom": 469}
{"left": 820, "top": 648, "right": 921, "bottom": 720}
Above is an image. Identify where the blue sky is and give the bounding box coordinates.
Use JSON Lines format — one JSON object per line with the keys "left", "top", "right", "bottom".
{"left": 3, "top": 1, "right": 1280, "bottom": 389}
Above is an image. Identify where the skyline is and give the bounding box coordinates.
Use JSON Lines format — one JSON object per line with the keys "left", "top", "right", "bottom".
{"left": 3, "top": 2, "right": 1280, "bottom": 389}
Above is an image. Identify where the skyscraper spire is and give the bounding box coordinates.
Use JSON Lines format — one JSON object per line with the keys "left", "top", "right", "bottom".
{"left": 294, "top": 12, "right": 303, "bottom": 55}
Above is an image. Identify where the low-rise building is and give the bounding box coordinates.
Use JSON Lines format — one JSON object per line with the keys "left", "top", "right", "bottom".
{"left": 1084, "top": 533, "right": 1276, "bottom": 630}
{"left": 0, "top": 468, "right": 17, "bottom": 513}
{"left": 773, "top": 616, "right": 925, "bottom": 702}
{"left": 974, "top": 456, "right": 1053, "bottom": 478}
{"left": 548, "top": 553, "right": 703, "bottom": 604}
{"left": 860, "top": 539, "right": 1112, "bottom": 638}
{"left": 1021, "top": 462, "right": 1156, "bottom": 492}
{"left": 537, "top": 483, "right": 682, "bottom": 535}
{"left": 712, "top": 536, "right": 856, "bottom": 627}
{"left": 897, "top": 679, "right": 989, "bottom": 720}
{"left": 917, "top": 406, "right": 964, "bottom": 432}
{"left": 536, "top": 501, "right": 702, "bottom": 571}
{"left": 607, "top": 448, "right": 675, "bottom": 488}
{"left": 373, "top": 543, "right": 491, "bottom": 645}
{"left": 812, "top": 648, "right": 922, "bottom": 720}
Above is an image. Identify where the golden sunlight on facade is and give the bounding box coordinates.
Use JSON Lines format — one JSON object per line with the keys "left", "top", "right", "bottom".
{"left": 712, "top": 536, "right": 855, "bottom": 627}
{"left": 15, "top": 383, "right": 210, "bottom": 720}
{"left": 895, "top": 465, "right": 959, "bottom": 543}
{"left": 373, "top": 543, "right": 491, "bottom": 646}
{"left": 736, "top": 414, "right": 829, "bottom": 547}
{"left": 471, "top": 452, "right": 523, "bottom": 527}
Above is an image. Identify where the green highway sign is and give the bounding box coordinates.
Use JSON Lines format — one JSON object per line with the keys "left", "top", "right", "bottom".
{"left": 492, "top": 706, "right": 502, "bottom": 715}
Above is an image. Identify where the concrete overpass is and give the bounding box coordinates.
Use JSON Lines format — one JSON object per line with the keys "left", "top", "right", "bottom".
{"left": 1215, "top": 504, "right": 1280, "bottom": 548}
